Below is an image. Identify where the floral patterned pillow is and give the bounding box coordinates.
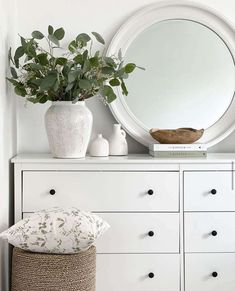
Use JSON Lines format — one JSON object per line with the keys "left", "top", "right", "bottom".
{"left": 0, "top": 207, "right": 110, "bottom": 254}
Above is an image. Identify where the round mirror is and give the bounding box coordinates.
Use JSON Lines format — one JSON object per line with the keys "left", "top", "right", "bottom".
{"left": 107, "top": 2, "right": 235, "bottom": 147}
{"left": 124, "top": 20, "right": 235, "bottom": 130}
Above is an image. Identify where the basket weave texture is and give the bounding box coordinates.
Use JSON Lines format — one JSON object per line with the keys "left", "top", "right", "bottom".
{"left": 11, "top": 246, "right": 96, "bottom": 291}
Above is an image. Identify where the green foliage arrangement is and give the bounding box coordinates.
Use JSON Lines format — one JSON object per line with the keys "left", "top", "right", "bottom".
{"left": 7, "top": 25, "right": 142, "bottom": 104}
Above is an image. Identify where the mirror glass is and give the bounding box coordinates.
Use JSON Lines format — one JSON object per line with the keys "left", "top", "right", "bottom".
{"left": 123, "top": 20, "right": 235, "bottom": 129}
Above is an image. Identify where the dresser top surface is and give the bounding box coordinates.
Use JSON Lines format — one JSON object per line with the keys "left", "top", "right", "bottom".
{"left": 11, "top": 153, "right": 235, "bottom": 164}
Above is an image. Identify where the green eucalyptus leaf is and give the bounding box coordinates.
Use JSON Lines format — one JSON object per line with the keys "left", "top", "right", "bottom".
{"left": 118, "top": 48, "right": 122, "bottom": 61}
{"left": 76, "top": 33, "right": 91, "bottom": 44}
{"left": 72, "top": 90, "right": 80, "bottom": 98}
{"left": 68, "top": 40, "right": 78, "bottom": 52}
{"left": 115, "top": 68, "right": 125, "bottom": 77}
{"left": 54, "top": 27, "right": 65, "bottom": 40}
{"left": 122, "top": 72, "right": 129, "bottom": 79}
{"left": 109, "top": 78, "right": 120, "bottom": 87}
{"left": 27, "top": 97, "right": 39, "bottom": 104}
{"left": 8, "top": 47, "right": 14, "bottom": 64}
{"left": 62, "top": 64, "right": 70, "bottom": 76}
{"left": 124, "top": 63, "right": 136, "bottom": 73}
{"left": 31, "top": 30, "right": 44, "bottom": 39}
{"left": 104, "top": 57, "right": 116, "bottom": 68}
{"left": 10, "top": 67, "right": 18, "bottom": 79}
{"left": 101, "top": 66, "right": 114, "bottom": 75}
{"left": 14, "top": 46, "right": 25, "bottom": 60}
{"left": 79, "top": 79, "right": 92, "bottom": 90}
{"left": 73, "top": 54, "right": 83, "bottom": 64}
{"left": 92, "top": 32, "right": 105, "bottom": 45}
{"left": 55, "top": 57, "right": 67, "bottom": 65}
{"left": 83, "top": 59, "right": 91, "bottom": 73}
{"left": 20, "top": 36, "right": 27, "bottom": 47}
{"left": 6, "top": 77, "right": 19, "bottom": 86}
{"left": 94, "top": 51, "right": 100, "bottom": 58}
{"left": 39, "top": 95, "right": 48, "bottom": 103}
{"left": 65, "top": 83, "right": 74, "bottom": 92}
{"left": 48, "top": 25, "right": 54, "bottom": 35}
{"left": 46, "top": 94, "right": 54, "bottom": 101}
{"left": 89, "top": 57, "right": 99, "bottom": 67}
{"left": 29, "top": 63, "right": 44, "bottom": 70}
{"left": 102, "top": 85, "right": 116, "bottom": 103}
{"left": 68, "top": 71, "right": 77, "bottom": 83}
{"left": 31, "top": 78, "right": 42, "bottom": 86}
{"left": 14, "top": 86, "right": 27, "bottom": 97}
{"left": 118, "top": 61, "right": 124, "bottom": 70}
{"left": 40, "top": 74, "right": 57, "bottom": 91}
{"left": 121, "top": 79, "right": 128, "bottom": 95}
{"left": 15, "top": 59, "right": 19, "bottom": 69}
{"left": 48, "top": 34, "right": 59, "bottom": 46}
{"left": 36, "top": 53, "right": 48, "bottom": 65}
{"left": 25, "top": 43, "right": 36, "bottom": 58}
{"left": 53, "top": 80, "right": 60, "bottom": 91}
{"left": 48, "top": 56, "right": 56, "bottom": 66}
{"left": 82, "top": 50, "right": 88, "bottom": 61}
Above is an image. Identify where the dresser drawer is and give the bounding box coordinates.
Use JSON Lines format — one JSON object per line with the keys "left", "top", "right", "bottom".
{"left": 97, "top": 254, "right": 180, "bottom": 291}
{"left": 23, "top": 212, "right": 179, "bottom": 253}
{"left": 96, "top": 213, "right": 179, "bottom": 253}
{"left": 184, "top": 171, "right": 235, "bottom": 211}
{"left": 185, "top": 212, "right": 235, "bottom": 252}
{"left": 185, "top": 253, "right": 235, "bottom": 291}
{"left": 23, "top": 171, "right": 179, "bottom": 212}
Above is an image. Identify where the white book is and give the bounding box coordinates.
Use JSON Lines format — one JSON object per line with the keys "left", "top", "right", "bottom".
{"left": 149, "top": 143, "right": 207, "bottom": 152}
{"left": 149, "top": 150, "right": 207, "bottom": 158}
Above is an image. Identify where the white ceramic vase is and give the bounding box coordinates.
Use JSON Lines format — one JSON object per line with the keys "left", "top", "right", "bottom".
{"left": 45, "top": 101, "right": 93, "bottom": 158}
{"left": 89, "top": 134, "right": 109, "bottom": 157}
{"left": 109, "top": 124, "right": 128, "bottom": 156}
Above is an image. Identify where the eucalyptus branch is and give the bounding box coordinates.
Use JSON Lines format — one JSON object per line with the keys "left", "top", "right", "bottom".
{"left": 7, "top": 25, "right": 141, "bottom": 104}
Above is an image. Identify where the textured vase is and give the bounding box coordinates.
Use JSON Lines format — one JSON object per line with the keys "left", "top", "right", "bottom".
{"left": 109, "top": 124, "right": 128, "bottom": 156}
{"left": 45, "top": 101, "right": 93, "bottom": 158}
{"left": 89, "top": 134, "right": 109, "bottom": 157}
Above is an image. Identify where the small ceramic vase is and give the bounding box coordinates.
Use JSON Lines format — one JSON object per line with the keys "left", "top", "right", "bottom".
{"left": 109, "top": 124, "right": 128, "bottom": 156}
{"left": 89, "top": 134, "right": 109, "bottom": 157}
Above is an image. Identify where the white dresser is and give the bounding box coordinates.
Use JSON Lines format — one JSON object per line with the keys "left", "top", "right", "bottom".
{"left": 12, "top": 153, "right": 235, "bottom": 291}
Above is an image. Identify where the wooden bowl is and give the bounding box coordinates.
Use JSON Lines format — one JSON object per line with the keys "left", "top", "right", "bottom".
{"left": 149, "top": 128, "right": 204, "bottom": 144}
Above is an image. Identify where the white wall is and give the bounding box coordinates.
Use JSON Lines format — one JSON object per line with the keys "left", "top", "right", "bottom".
{"left": 0, "top": 1, "right": 17, "bottom": 290}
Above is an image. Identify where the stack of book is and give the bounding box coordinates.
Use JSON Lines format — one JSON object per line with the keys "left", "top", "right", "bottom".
{"left": 149, "top": 143, "right": 207, "bottom": 158}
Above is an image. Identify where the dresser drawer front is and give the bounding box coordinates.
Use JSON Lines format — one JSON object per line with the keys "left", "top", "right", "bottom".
{"left": 96, "top": 213, "right": 179, "bottom": 253}
{"left": 185, "top": 253, "right": 235, "bottom": 291}
{"left": 23, "top": 212, "right": 179, "bottom": 253}
{"left": 185, "top": 212, "right": 235, "bottom": 252}
{"left": 184, "top": 171, "right": 235, "bottom": 211}
{"left": 23, "top": 171, "right": 179, "bottom": 212}
{"left": 97, "top": 254, "right": 180, "bottom": 291}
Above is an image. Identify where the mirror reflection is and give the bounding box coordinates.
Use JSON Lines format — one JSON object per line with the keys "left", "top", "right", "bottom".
{"left": 124, "top": 20, "right": 235, "bottom": 129}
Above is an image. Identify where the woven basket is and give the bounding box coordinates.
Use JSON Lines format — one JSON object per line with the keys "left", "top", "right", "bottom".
{"left": 11, "top": 246, "right": 96, "bottom": 291}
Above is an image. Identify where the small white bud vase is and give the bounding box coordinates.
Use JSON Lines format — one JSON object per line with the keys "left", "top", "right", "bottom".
{"left": 45, "top": 101, "right": 93, "bottom": 158}
{"left": 89, "top": 134, "right": 109, "bottom": 157}
{"left": 109, "top": 124, "right": 128, "bottom": 156}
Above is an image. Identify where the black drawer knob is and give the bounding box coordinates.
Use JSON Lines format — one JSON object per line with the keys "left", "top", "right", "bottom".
{"left": 49, "top": 189, "right": 56, "bottom": 195}
{"left": 212, "top": 272, "right": 218, "bottom": 277}
{"left": 211, "top": 189, "right": 217, "bottom": 195}
{"left": 148, "top": 231, "right": 155, "bottom": 237}
{"left": 148, "top": 272, "right": 154, "bottom": 278}
{"left": 211, "top": 230, "right": 217, "bottom": 236}
{"left": 148, "top": 189, "right": 154, "bottom": 195}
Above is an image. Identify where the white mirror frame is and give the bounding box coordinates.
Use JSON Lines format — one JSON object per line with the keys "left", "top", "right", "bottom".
{"left": 106, "top": 0, "right": 235, "bottom": 147}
